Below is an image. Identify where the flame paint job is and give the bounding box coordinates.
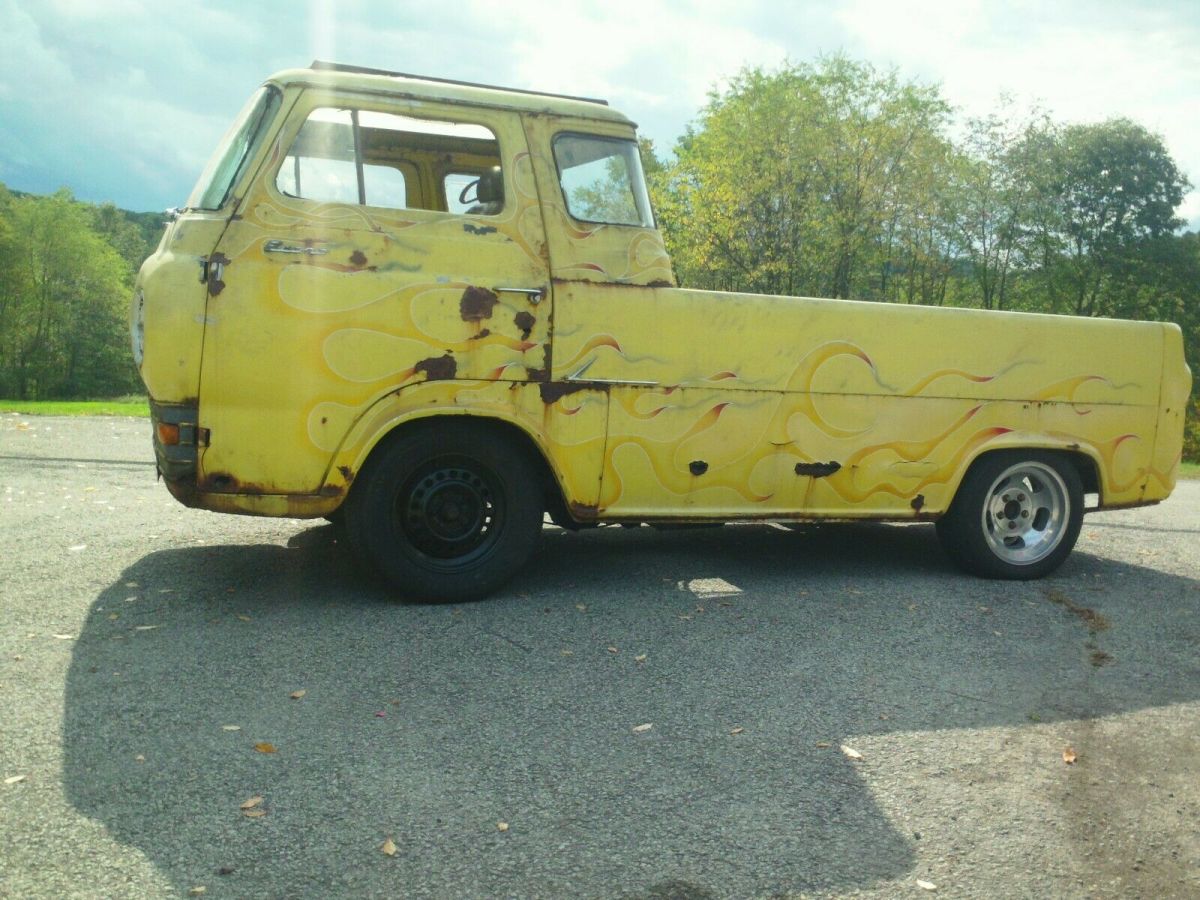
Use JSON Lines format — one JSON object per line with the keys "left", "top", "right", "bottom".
{"left": 133, "top": 67, "right": 1192, "bottom": 524}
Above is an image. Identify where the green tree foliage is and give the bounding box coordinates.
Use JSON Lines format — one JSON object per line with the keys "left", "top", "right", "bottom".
{"left": 656, "top": 56, "right": 952, "bottom": 299}
{"left": 0, "top": 186, "right": 157, "bottom": 399}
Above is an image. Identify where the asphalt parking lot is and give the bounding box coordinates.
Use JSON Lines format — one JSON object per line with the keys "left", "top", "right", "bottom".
{"left": 2, "top": 414, "right": 1198, "bottom": 899}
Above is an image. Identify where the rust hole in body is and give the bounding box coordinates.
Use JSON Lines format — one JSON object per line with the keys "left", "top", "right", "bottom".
{"left": 540, "top": 381, "right": 590, "bottom": 405}
{"left": 689, "top": 460, "right": 709, "bottom": 476}
{"left": 795, "top": 461, "right": 841, "bottom": 478}
{"left": 338, "top": 465, "right": 355, "bottom": 485}
{"left": 469, "top": 328, "right": 492, "bottom": 341}
{"left": 910, "top": 493, "right": 925, "bottom": 512}
{"left": 349, "top": 250, "right": 368, "bottom": 267}
{"left": 414, "top": 354, "right": 457, "bottom": 381}
{"left": 460, "top": 286, "right": 499, "bottom": 322}
{"left": 514, "top": 311, "right": 535, "bottom": 339}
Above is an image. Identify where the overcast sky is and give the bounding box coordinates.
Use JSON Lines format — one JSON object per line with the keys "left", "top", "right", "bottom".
{"left": 2, "top": 0, "right": 1197, "bottom": 228}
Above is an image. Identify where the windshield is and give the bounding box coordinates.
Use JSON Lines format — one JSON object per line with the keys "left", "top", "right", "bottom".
{"left": 186, "top": 85, "right": 282, "bottom": 211}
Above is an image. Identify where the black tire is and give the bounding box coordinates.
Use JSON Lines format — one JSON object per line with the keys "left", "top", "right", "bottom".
{"left": 343, "top": 421, "right": 543, "bottom": 602}
{"left": 936, "top": 451, "right": 1083, "bottom": 580}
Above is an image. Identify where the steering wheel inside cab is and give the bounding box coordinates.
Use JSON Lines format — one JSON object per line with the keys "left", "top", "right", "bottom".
{"left": 459, "top": 167, "right": 503, "bottom": 215}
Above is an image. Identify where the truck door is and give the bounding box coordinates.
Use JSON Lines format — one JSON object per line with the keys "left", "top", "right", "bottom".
{"left": 196, "top": 91, "right": 550, "bottom": 496}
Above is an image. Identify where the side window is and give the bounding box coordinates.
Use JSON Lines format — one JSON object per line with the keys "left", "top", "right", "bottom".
{"left": 277, "top": 107, "right": 503, "bottom": 214}
{"left": 553, "top": 134, "right": 654, "bottom": 227}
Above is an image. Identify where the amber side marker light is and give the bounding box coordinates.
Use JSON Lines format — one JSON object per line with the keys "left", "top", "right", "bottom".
{"left": 157, "top": 423, "right": 181, "bottom": 446}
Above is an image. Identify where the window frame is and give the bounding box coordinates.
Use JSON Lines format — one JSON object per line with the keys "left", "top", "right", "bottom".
{"left": 267, "top": 97, "right": 507, "bottom": 219}
{"left": 551, "top": 131, "right": 656, "bottom": 229}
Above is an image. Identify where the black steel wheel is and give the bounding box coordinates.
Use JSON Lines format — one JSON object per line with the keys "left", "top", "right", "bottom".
{"left": 936, "top": 450, "right": 1083, "bottom": 580}
{"left": 345, "top": 421, "right": 543, "bottom": 601}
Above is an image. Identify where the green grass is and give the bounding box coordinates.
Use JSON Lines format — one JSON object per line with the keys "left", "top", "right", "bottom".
{"left": 0, "top": 398, "right": 149, "bottom": 417}
{"left": 1179, "top": 460, "right": 1200, "bottom": 480}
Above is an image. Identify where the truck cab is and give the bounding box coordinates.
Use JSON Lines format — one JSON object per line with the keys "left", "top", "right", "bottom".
{"left": 133, "top": 61, "right": 1191, "bottom": 600}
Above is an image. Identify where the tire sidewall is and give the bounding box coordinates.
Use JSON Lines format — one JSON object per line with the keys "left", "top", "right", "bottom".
{"left": 938, "top": 450, "right": 1084, "bottom": 580}
{"left": 346, "top": 422, "right": 543, "bottom": 601}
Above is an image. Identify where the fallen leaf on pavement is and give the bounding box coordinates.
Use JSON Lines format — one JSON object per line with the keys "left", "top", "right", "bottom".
{"left": 729, "top": 727, "right": 744, "bottom": 735}
{"left": 189, "top": 887, "right": 207, "bottom": 896}
{"left": 4, "top": 775, "right": 26, "bottom": 785}
{"left": 253, "top": 743, "right": 277, "bottom": 754}
{"left": 375, "top": 711, "right": 386, "bottom": 718}
{"left": 236, "top": 615, "right": 252, "bottom": 622}
{"left": 242, "top": 808, "right": 267, "bottom": 819}
{"left": 69, "top": 544, "right": 86, "bottom": 552}
{"left": 497, "top": 822, "right": 509, "bottom": 832}
{"left": 134, "top": 625, "right": 161, "bottom": 631}
{"left": 634, "top": 654, "right": 647, "bottom": 663}
{"left": 840, "top": 745, "right": 864, "bottom": 760}
{"left": 632, "top": 723, "right": 653, "bottom": 734}
{"left": 917, "top": 880, "right": 937, "bottom": 891}
{"left": 560, "top": 649, "right": 573, "bottom": 656}
{"left": 575, "top": 604, "right": 587, "bottom": 612}
{"left": 607, "top": 646, "right": 618, "bottom": 654}
{"left": 1063, "top": 747, "right": 1078, "bottom": 765}
{"left": 240, "top": 796, "right": 263, "bottom": 810}
{"left": 815, "top": 742, "right": 831, "bottom": 748}
{"left": 135, "top": 755, "right": 145, "bottom": 763}
{"left": 289, "top": 690, "right": 306, "bottom": 700}
{"left": 222, "top": 725, "right": 241, "bottom": 731}
{"left": 52, "top": 634, "right": 75, "bottom": 640}
{"left": 381, "top": 836, "right": 397, "bottom": 856}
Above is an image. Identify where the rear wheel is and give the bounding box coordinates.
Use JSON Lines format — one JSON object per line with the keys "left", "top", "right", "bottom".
{"left": 936, "top": 451, "right": 1083, "bottom": 580}
{"left": 344, "top": 422, "right": 543, "bottom": 602}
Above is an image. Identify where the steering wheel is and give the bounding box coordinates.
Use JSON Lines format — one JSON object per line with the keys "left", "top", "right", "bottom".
{"left": 458, "top": 178, "right": 481, "bottom": 205}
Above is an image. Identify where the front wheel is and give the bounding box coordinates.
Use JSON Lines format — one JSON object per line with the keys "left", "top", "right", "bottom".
{"left": 936, "top": 451, "right": 1083, "bottom": 580}
{"left": 344, "top": 422, "right": 544, "bottom": 602}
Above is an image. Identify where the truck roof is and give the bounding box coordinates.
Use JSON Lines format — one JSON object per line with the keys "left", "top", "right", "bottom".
{"left": 264, "top": 61, "right": 636, "bottom": 127}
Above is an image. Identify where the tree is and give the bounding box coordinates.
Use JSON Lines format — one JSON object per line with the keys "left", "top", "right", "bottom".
{"left": 1019, "top": 119, "right": 1190, "bottom": 317}
{"left": 0, "top": 189, "right": 137, "bottom": 399}
{"left": 656, "top": 56, "right": 951, "bottom": 299}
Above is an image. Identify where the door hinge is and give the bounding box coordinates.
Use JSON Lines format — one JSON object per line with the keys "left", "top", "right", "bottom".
{"left": 199, "top": 257, "right": 226, "bottom": 284}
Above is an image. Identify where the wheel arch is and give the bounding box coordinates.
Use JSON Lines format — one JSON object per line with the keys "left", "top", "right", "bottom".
{"left": 948, "top": 442, "right": 1103, "bottom": 510}
{"left": 336, "top": 408, "right": 569, "bottom": 519}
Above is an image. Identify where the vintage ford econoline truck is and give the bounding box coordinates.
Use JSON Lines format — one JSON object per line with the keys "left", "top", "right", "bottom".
{"left": 132, "top": 61, "right": 1192, "bottom": 600}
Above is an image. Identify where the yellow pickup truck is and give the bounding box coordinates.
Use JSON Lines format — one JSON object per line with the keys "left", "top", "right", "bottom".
{"left": 132, "top": 61, "right": 1192, "bottom": 600}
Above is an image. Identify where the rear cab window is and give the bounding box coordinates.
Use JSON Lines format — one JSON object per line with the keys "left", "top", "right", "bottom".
{"left": 552, "top": 134, "right": 654, "bottom": 227}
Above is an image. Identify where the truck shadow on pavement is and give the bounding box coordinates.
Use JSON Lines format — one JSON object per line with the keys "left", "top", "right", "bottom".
{"left": 62, "top": 522, "right": 1200, "bottom": 898}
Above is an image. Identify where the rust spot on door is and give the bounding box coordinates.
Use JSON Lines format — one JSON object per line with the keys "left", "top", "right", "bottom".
{"left": 468, "top": 328, "right": 492, "bottom": 341}
{"left": 514, "top": 311, "right": 535, "bottom": 339}
{"left": 910, "top": 493, "right": 925, "bottom": 512}
{"left": 460, "top": 286, "right": 499, "bottom": 322}
{"left": 349, "top": 250, "right": 368, "bottom": 267}
{"left": 414, "top": 354, "right": 457, "bottom": 381}
{"left": 338, "top": 465, "right": 355, "bottom": 485}
{"left": 794, "top": 461, "right": 841, "bottom": 478}
{"left": 689, "top": 460, "right": 709, "bottom": 476}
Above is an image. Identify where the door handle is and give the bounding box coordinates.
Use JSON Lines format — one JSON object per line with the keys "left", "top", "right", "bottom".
{"left": 494, "top": 286, "right": 544, "bottom": 305}
{"left": 264, "top": 239, "right": 329, "bottom": 256}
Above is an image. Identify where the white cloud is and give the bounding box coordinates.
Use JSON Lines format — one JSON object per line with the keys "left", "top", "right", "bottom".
{"left": 0, "top": 0, "right": 1195, "bottom": 229}
{"left": 834, "top": 0, "right": 1200, "bottom": 226}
